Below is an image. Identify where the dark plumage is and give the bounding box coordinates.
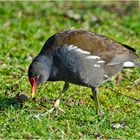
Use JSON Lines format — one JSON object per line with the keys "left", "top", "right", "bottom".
{"left": 28, "top": 29, "right": 139, "bottom": 116}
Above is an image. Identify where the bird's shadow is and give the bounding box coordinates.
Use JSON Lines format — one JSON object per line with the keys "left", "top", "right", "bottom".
{"left": 0, "top": 96, "right": 20, "bottom": 111}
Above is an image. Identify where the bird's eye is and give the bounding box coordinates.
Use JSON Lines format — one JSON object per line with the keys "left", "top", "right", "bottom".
{"left": 36, "top": 75, "right": 40, "bottom": 80}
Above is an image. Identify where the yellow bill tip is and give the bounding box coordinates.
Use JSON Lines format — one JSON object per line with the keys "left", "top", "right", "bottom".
{"left": 31, "top": 92, "right": 35, "bottom": 98}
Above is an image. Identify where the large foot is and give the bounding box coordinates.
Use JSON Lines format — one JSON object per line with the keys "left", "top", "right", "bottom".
{"left": 41, "top": 99, "right": 65, "bottom": 116}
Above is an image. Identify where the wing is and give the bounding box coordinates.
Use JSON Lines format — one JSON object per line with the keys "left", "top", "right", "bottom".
{"left": 53, "top": 44, "right": 107, "bottom": 87}
{"left": 40, "top": 29, "right": 138, "bottom": 65}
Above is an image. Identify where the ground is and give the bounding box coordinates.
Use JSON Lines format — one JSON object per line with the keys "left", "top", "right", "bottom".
{"left": 0, "top": 1, "right": 140, "bottom": 139}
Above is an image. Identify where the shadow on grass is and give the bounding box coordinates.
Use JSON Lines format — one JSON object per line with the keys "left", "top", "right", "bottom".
{"left": 0, "top": 96, "right": 20, "bottom": 110}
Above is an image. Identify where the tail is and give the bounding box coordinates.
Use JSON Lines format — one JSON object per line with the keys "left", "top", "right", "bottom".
{"left": 119, "top": 43, "right": 139, "bottom": 67}
{"left": 123, "top": 61, "right": 140, "bottom": 67}
{"left": 134, "top": 62, "right": 140, "bottom": 67}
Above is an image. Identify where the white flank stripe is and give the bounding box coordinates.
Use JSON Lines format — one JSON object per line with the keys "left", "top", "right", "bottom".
{"left": 123, "top": 61, "right": 135, "bottom": 67}
{"left": 75, "top": 48, "right": 90, "bottom": 54}
{"left": 68, "top": 45, "right": 77, "bottom": 51}
{"left": 94, "top": 64, "right": 100, "bottom": 68}
{"left": 104, "top": 74, "right": 108, "bottom": 78}
{"left": 68, "top": 45, "right": 90, "bottom": 54}
{"left": 97, "top": 60, "right": 105, "bottom": 64}
{"left": 86, "top": 56, "right": 100, "bottom": 60}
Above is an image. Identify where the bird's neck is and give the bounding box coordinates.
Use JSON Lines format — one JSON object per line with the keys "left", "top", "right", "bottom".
{"left": 35, "top": 53, "right": 53, "bottom": 75}
{"left": 36, "top": 54, "right": 59, "bottom": 81}
{"left": 48, "top": 63, "right": 62, "bottom": 81}
{"left": 36, "top": 53, "right": 62, "bottom": 81}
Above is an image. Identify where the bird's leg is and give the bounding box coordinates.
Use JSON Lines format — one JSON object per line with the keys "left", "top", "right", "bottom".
{"left": 42, "top": 82, "right": 69, "bottom": 115}
{"left": 91, "top": 87, "right": 104, "bottom": 116}
{"left": 60, "top": 82, "right": 69, "bottom": 97}
{"left": 54, "top": 82, "right": 69, "bottom": 112}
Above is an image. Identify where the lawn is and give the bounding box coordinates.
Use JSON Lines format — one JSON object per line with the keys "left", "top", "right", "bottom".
{"left": 0, "top": 1, "right": 140, "bottom": 139}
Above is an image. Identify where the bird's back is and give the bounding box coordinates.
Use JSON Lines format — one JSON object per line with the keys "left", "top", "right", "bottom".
{"left": 39, "top": 29, "right": 138, "bottom": 86}
{"left": 40, "top": 29, "right": 138, "bottom": 64}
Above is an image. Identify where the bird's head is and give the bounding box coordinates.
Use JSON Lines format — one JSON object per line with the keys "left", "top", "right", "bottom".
{"left": 28, "top": 55, "right": 52, "bottom": 98}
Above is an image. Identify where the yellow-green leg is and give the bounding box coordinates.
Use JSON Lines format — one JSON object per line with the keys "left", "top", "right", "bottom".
{"left": 91, "top": 87, "right": 104, "bottom": 116}
{"left": 42, "top": 82, "right": 69, "bottom": 115}
{"left": 61, "top": 82, "right": 69, "bottom": 95}
{"left": 54, "top": 82, "right": 69, "bottom": 111}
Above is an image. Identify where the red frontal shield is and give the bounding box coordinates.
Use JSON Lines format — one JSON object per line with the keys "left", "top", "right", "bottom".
{"left": 29, "top": 78, "right": 36, "bottom": 98}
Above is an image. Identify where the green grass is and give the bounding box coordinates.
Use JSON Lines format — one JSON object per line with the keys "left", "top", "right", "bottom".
{"left": 0, "top": 1, "right": 140, "bottom": 139}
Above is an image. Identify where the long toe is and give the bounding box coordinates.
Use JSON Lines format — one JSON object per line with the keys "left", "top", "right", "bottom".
{"left": 98, "top": 110, "right": 105, "bottom": 117}
{"left": 41, "top": 98, "right": 65, "bottom": 116}
{"left": 58, "top": 107, "right": 65, "bottom": 113}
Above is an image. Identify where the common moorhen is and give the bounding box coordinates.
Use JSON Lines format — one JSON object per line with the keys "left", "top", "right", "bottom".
{"left": 28, "top": 29, "right": 139, "bottom": 116}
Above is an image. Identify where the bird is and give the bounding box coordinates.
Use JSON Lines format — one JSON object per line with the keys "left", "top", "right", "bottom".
{"left": 28, "top": 29, "right": 139, "bottom": 116}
